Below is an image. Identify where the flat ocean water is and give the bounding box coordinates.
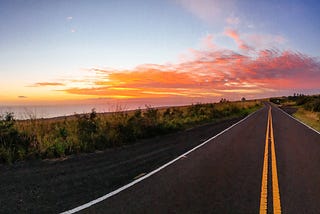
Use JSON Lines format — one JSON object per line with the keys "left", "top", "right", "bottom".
{"left": 0, "top": 101, "right": 191, "bottom": 120}
{"left": 0, "top": 103, "right": 140, "bottom": 120}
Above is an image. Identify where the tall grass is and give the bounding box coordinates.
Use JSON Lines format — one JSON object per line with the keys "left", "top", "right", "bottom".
{"left": 270, "top": 94, "right": 320, "bottom": 131}
{"left": 0, "top": 100, "right": 261, "bottom": 163}
{"left": 270, "top": 94, "right": 320, "bottom": 112}
{"left": 293, "top": 108, "right": 320, "bottom": 131}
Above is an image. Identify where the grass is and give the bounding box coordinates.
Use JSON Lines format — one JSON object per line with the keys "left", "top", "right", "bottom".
{"left": 270, "top": 94, "right": 320, "bottom": 132}
{"left": 293, "top": 108, "right": 320, "bottom": 132}
{"left": 0, "top": 100, "right": 262, "bottom": 163}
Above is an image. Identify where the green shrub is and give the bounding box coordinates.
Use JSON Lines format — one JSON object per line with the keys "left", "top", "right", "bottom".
{"left": 127, "top": 109, "right": 144, "bottom": 138}
{"left": 53, "top": 139, "right": 67, "bottom": 157}
{"left": 304, "top": 97, "right": 320, "bottom": 112}
{"left": 0, "top": 112, "right": 33, "bottom": 163}
{"left": 76, "top": 109, "right": 98, "bottom": 152}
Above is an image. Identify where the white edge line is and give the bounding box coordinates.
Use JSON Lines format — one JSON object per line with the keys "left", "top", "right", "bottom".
{"left": 61, "top": 107, "right": 263, "bottom": 214}
{"left": 277, "top": 106, "right": 320, "bottom": 135}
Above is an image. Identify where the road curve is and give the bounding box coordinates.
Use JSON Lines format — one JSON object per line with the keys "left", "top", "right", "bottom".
{"left": 74, "top": 104, "right": 320, "bottom": 214}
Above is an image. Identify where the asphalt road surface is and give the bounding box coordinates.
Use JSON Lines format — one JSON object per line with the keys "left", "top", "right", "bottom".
{"left": 0, "top": 115, "right": 244, "bottom": 213}
{"left": 73, "top": 104, "right": 320, "bottom": 214}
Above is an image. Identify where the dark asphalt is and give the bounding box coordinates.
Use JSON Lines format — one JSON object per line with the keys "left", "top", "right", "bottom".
{"left": 79, "top": 104, "right": 320, "bottom": 214}
{"left": 272, "top": 106, "right": 320, "bottom": 213}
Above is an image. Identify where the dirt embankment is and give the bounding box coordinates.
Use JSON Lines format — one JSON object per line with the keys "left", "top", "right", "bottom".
{"left": 0, "top": 116, "right": 244, "bottom": 214}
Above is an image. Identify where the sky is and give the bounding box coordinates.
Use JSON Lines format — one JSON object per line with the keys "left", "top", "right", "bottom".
{"left": 1, "top": 0, "right": 320, "bottom": 106}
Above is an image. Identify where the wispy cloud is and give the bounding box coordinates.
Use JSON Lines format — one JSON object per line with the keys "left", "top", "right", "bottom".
{"left": 226, "top": 16, "right": 240, "bottom": 25}
{"left": 30, "top": 82, "right": 65, "bottom": 87}
{"left": 175, "top": 0, "right": 235, "bottom": 23}
{"left": 201, "top": 34, "right": 216, "bottom": 50}
{"left": 224, "top": 28, "right": 252, "bottom": 51}
{"left": 246, "top": 34, "right": 287, "bottom": 49}
{"left": 18, "top": 96, "right": 28, "bottom": 99}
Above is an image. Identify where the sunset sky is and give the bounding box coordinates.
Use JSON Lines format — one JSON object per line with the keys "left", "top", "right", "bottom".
{"left": 1, "top": 0, "right": 320, "bottom": 106}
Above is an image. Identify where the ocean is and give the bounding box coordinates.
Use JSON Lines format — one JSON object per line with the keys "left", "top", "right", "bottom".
{"left": 0, "top": 103, "right": 141, "bottom": 120}
{"left": 0, "top": 101, "right": 194, "bottom": 120}
{"left": 0, "top": 97, "right": 216, "bottom": 120}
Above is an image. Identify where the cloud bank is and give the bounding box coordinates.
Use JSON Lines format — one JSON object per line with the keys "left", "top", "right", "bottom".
{"left": 34, "top": 29, "right": 320, "bottom": 102}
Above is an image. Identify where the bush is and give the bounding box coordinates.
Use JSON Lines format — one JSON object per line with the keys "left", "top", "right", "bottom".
{"left": 76, "top": 109, "right": 98, "bottom": 152}
{"left": 304, "top": 97, "right": 320, "bottom": 112}
{"left": 127, "top": 109, "right": 144, "bottom": 138}
{"left": 0, "top": 113, "right": 32, "bottom": 163}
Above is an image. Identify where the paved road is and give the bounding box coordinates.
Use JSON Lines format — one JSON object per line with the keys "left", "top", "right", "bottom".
{"left": 74, "top": 104, "right": 320, "bottom": 214}
{"left": 0, "top": 116, "right": 243, "bottom": 214}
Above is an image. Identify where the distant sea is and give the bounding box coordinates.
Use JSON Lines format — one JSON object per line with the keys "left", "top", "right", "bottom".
{"left": 0, "top": 96, "right": 222, "bottom": 120}
{"left": 0, "top": 103, "right": 143, "bottom": 120}
{"left": 0, "top": 100, "right": 194, "bottom": 120}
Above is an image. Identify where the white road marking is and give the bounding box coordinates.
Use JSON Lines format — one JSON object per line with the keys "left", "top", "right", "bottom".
{"left": 61, "top": 107, "right": 263, "bottom": 214}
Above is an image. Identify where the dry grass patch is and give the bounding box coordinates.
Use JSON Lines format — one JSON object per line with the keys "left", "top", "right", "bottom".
{"left": 294, "top": 108, "right": 320, "bottom": 132}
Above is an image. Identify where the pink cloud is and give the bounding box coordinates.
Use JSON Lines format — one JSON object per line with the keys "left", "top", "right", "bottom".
{"left": 175, "top": 0, "right": 235, "bottom": 23}
{"left": 247, "top": 34, "right": 287, "bottom": 49}
{"left": 224, "top": 28, "right": 252, "bottom": 51}
{"left": 201, "top": 34, "right": 216, "bottom": 50}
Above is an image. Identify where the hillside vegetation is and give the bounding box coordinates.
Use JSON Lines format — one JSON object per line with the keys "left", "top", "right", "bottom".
{"left": 270, "top": 94, "right": 320, "bottom": 131}
{"left": 0, "top": 100, "right": 261, "bottom": 163}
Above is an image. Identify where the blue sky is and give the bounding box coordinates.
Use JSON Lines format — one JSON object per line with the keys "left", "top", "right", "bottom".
{"left": 0, "top": 0, "right": 319, "bottom": 105}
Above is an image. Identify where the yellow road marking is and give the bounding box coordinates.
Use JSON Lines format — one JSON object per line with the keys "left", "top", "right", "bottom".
{"left": 259, "top": 108, "right": 270, "bottom": 214}
{"left": 259, "top": 107, "right": 281, "bottom": 214}
{"left": 270, "top": 109, "right": 282, "bottom": 213}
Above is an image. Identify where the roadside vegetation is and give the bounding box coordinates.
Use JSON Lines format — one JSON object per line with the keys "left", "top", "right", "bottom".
{"left": 0, "top": 100, "right": 261, "bottom": 163}
{"left": 270, "top": 94, "right": 320, "bottom": 131}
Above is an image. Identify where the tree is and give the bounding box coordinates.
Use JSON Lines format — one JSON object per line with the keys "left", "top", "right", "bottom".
{"left": 220, "top": 98, "right": 228, "bottom": 103}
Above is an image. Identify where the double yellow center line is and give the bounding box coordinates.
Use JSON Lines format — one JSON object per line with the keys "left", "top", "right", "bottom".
{"left": 259, "top": 106, "right": 281, "bottom": 214}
